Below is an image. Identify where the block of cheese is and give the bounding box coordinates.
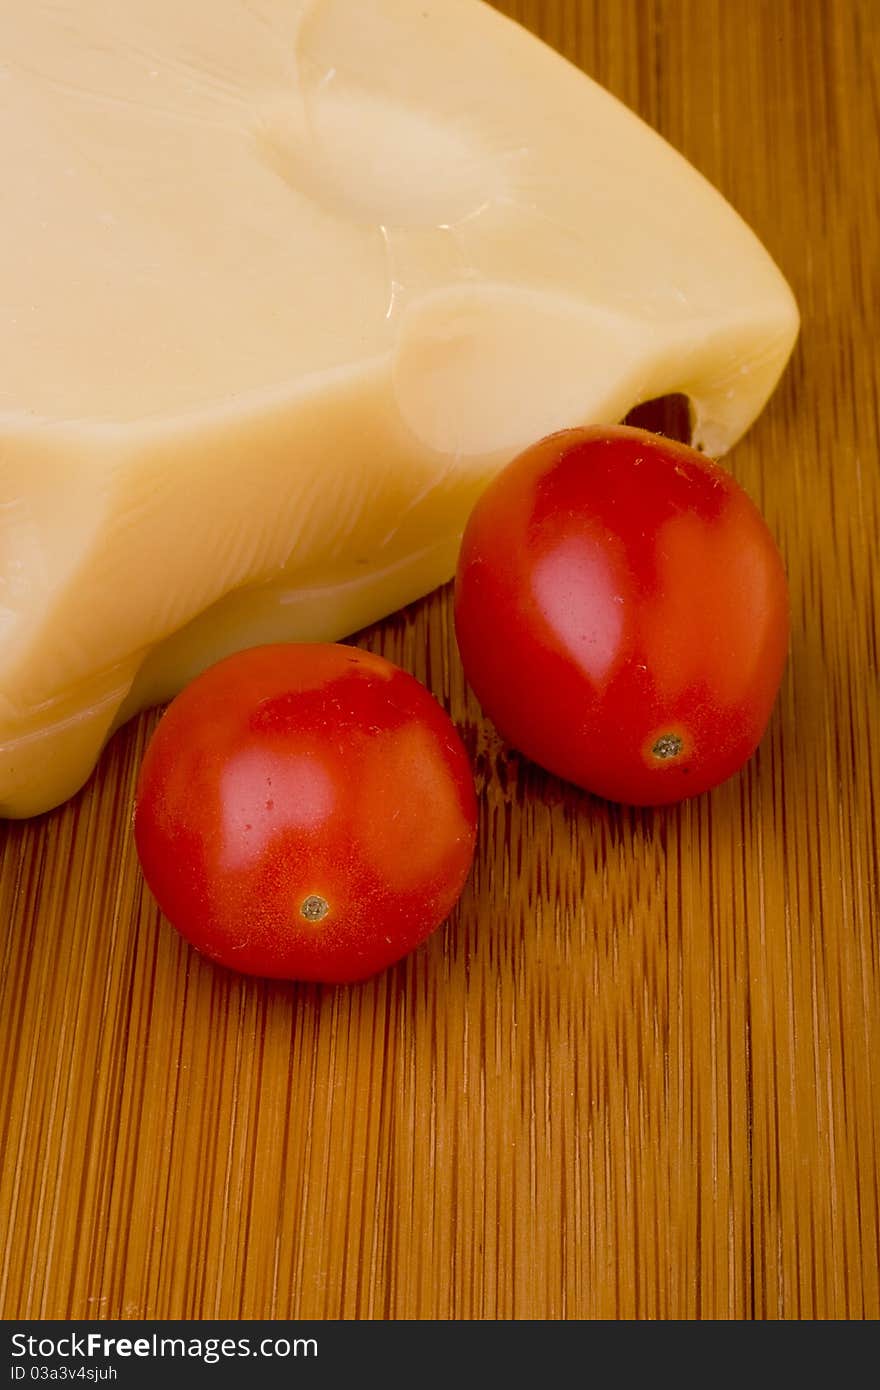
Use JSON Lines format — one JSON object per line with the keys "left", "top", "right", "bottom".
{"left": 0, "top": 0, "right": 798, "bottom": 817}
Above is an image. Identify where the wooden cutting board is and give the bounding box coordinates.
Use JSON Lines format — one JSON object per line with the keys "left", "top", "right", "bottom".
{"left": 2, "top": 0, "right": 877, "bottom": 1321}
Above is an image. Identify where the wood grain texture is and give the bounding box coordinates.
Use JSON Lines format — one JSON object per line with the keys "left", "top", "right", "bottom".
{"left": 1, "top": 0, "right": 878, "bottom": 1321}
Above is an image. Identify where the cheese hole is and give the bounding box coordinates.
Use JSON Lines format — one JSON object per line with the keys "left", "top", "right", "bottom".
{"left": 256, "top": 84, "right": 502, "bottom": 231}
{"left": 622, "top": 393, "right": 693, "bottom": 445}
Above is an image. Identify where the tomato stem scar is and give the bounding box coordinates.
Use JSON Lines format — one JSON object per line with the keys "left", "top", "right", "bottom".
{"left": 300, "top": 894, "right": 330, "bottom": 922}
{"left": 651, "top": 732, "right": 684, "bottom": 760}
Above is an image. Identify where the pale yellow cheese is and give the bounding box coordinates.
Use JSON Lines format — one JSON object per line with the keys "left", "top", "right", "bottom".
{"left": 0, "top": 0, "right": 798, "bottom": 817}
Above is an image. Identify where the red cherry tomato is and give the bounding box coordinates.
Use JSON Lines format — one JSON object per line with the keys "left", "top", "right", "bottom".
{"left": 454, "top": 425, "right": 789, "bottom": 806}
{"left": 133, "top": 644, "right": 477, "bottom": 983}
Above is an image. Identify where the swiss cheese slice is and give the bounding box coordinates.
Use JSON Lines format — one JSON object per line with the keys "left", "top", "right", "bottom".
{"left": 0, "top": 0, "right": 798, "bottom": 816}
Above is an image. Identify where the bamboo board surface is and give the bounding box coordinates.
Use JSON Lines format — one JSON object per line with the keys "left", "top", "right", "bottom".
{"left": 1, "top": 0, "right": 878, "bottom": 1322}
